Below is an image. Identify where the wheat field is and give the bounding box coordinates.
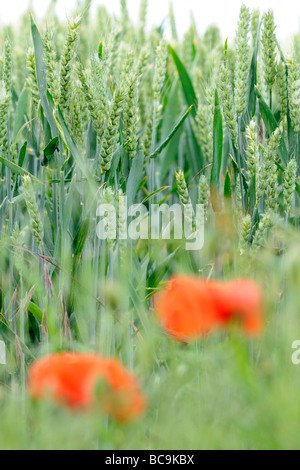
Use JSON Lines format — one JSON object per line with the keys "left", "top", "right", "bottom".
{"left": 0, "top": 0, "right": 300, "bottom": 450}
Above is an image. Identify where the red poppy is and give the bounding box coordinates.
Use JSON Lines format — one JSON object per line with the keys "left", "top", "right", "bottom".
{"left": 206, "top": 279, "right": 264, "bottom": 336}
{"left": 27, "top": 353, "right": 146, "bottom": 423}
{"left": 155, "top": 276, "right": 263, "bottom": 342}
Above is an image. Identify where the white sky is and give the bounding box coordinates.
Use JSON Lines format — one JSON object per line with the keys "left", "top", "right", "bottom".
{"left": 0, "top": 0, "right": 299, "bottom": 42}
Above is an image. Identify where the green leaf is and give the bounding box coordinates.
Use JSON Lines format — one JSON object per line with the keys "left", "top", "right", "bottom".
{"left": 86, "top": 119, "right": 97, "bottom": 160}
{"left": 126, "top": 150, "right": 144, "bottom": 207}
{"left": 247, "top": 175, "right": 257, "bottom": 214}
{"left": 160, "top": 80, "right": 181, "bottom": 179}
{"left": 74, "top": 218, "right": 90, "bottom": 259}
{"left": 257, "top": 93, "right": 277, "bottom": 130}
{"left": 109, "top": 147, "right": 123, "bottom": 176}
{"left": 18, "top": 141, "right": 27, "bottom": 168}
{"left": 247, "top": 22, "right": 260, "bottom": 119}
{"left": 12, "top": 86, "right": 29, "bottom": 141}
{"left": 184, "top": 118, "right": 204, "bottom": 174}
{"left": 141, "top": 187, "right": 170, "bottom": 204}
{"left": 211, "top": 88, "right": 223, "bottom": 187}
{"left": 249, "top": 206, "right": 260, "bottom": 243}
{"left": 224, "top": 38, "right": 228, "bottom": 59}
{"left": 0, "top": 320, "right": 35, "bottom": 360}
{"left": 52, "top": 102, "right": 91, "bottom": 180}
{"left": 168, "top": 45, "right": 197, "bottom": 117}
{"left": 146, "top": 249, "right": 180, "bottom": 290}
{"left": 149, "top": 105, "right": 193, "bottom": 159}
{"left": 256, "top": 88, "right": 288, "bottom": 166}
{"left": 161, "top": 79, "right": 180, "bottom": 142}
{"left": 0, "top": 156, "right": 42, "bottom": 183}
{"left": 98, "top": 40, "right": 103, "bottom": 60}
{"left": 44, "top": 136, "right": 59, "bottom": 161}
{"left": 28, "top": 302, "right": 43, "bottom": 323}
{"left": 31, "top": 15, "right": 58, "bottom": 138}
{"left": 68, "top": 217, "right": 91, "bottom": 316}
{"left": 275, "top": 160, "right": 300, "bottom": 197}
{"left": 224, "top": 170, "right": 232, "bottom": 198}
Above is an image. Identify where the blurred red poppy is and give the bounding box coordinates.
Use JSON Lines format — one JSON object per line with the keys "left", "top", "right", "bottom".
{"left": 155, "top": 276, "right": 264, "bottom": 342}
{"left": 28, "top": 353, "right": 146, "bottom": 423}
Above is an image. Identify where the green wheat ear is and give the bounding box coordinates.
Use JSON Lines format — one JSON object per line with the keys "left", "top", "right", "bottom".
{"left": 169, "top": 2, "right": 178, "bottom": 42}
{"left": 120, "top": 0, "right": 130, "bottom": 30}
{"left": 0, "top": 81, "right": 9, "bottom": 158}
{"left": 182, "top": 27, "right": 195, "bottom": 71}
{"left": 245, "top": 120, "right": 259, "bottom": 181}
{"left": 283, "top": 159, "right": 297, "bottom": 218}
{"left": 194, "top": 88, "right": 214, "bottom": 165}
{"left": 176, "top": 169, "right": 195, "bottom": 231}
{"left": 139, "top": 0, "right": 148, "bottom": 41}
{"left": 117, "top": 189, "right": 128, "bottom": 265}
{"left": 252, "top": 211, "right": 274, "bottom": 251}
{"left": 277, "top": 62, "right": 288, "bottom": 118}
{"left": 44, "top": 29, "right": 60, "bottom": 105}
{"left": 99, "top": 86, "right": 126, "bottom": 176}
{"left": 239, "top": 214, "right": 251, "bottom": 255}
{"left": 101, "top": 187, "right": 116, "bottom": 251}
{"left": 251, "top": 9, "right": 260, "bottom": 46}
{"left": 256, "top": 124, "right": 283, "bottom": 206}
{"left": 26, "top": 48, "right": 39, "bottom": 110}
{"left": 198, "top": 175, "right": 210, "bottom": 218}
{"left": 219, "top": 61, "right": 238, "bottom": 148}
{"left": 11, "top": 224, "right": 26, "bottom": 279}
{"left": 59, "top": 15, "right": 82, "bottom": 114}
{"left": 287, "top": 58, "right": 300, "bottom": 134}
{"left": 153, "top": 39, "right": 167, "bottom": 102}
{"left": 261, "top": 10, "right": 277, "bottom": 92}
{"left": 235, "top": 4, "right": 251, "bottom": 114}
{"left": 3, "top": 40, "right": 12, "bottom": 95}
{"left": 22, "top": 176, "right": 44, "bottom": 253}
{"left": 0, "top": 41, "right": 12, "bottom": 161}
{"left": 265, "top": 161, "right": 279, "bottom": 212}
{"left": 77, "top": 58, "right": 105, "bottom": 139}
{"left": 123, "top": 72, "right": 140, "bottom": 160}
